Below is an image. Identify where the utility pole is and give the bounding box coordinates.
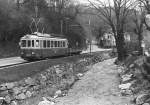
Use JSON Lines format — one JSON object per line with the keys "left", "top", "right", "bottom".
{"left": 60, "top": 20, "right": 63, "bottom": 34}
{"left": 16, "top": 0, "right": 20, "bottom": 10}
{"left": 89, "top": 17, "right": 92, "bottom": 54}
{"left": 60, "top": 0, "right": 63, "bottom": 35}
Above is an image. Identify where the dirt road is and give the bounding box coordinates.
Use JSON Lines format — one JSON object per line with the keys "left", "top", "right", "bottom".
{"left": 55, "top": 58, "right": 131, "bottom": 105}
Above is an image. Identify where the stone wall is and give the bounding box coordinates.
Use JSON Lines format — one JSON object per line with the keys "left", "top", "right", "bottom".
{"left": 118, "top": 55, "right": 150, "bottom": 105}
{"left": 0, "top": 53, "right": 112, "bottom": 105}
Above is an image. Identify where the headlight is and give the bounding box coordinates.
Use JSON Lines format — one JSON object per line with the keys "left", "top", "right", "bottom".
{"left": 19, "top": 42, "right": 21, "bottom": 46}
{"left": 31, "top": 52, "right": 35, "bottom": 55}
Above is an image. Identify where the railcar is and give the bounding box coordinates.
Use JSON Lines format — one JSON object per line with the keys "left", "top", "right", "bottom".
{"left": 19, "top": 32, "right": 82, "bottom": 60}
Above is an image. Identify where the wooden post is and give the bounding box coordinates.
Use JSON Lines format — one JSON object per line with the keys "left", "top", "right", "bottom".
{"left": 89, "top": 17, "right": 92, "bottom": 54}
{"left": 60, "top": 20, "right": 63, "bottom": 34}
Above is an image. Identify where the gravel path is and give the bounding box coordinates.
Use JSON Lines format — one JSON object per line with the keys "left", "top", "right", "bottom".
{"left": 55, "top": 58, "right": 131, "bottom": 105}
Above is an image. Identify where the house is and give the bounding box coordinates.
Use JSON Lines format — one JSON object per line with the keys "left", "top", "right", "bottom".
{"left": 100, "top": 32, "right": 116, "bottom": 47}
{"left": 99, "top": 32, "right": 136, "bottom": 48}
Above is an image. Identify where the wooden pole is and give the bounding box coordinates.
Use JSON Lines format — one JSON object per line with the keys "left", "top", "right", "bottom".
{"left": 89, "top": 17, "right": 92, "bottom": 54}
{"left": 61, "top": 20, "right": 63, "bottom": 34}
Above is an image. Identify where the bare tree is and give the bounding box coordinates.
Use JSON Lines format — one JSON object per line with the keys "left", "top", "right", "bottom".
{"left": 132, "top": 3, "right": 145, "bottom": 55}
{"left": 139, "top": 0, "right": 150, "bottom": 13}
{"left": 87, "top": 0, "right": 137, "bottom": 61}
{"left": 139, "top": 0, "right": 150, "bottom": 32}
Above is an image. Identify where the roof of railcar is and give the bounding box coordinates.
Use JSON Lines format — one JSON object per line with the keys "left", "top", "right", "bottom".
{"left": 21, "top": 32, "right": 67, "bottom": 41}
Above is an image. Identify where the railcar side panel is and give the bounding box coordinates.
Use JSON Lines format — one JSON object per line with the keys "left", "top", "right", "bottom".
{"left": 20, "top": 48, "right": 68, "bottom": 59}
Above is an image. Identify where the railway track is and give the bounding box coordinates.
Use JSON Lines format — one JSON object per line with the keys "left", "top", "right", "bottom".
{"left": 0, "top": 50, "right": 105, "bottom": 68}
{"left": 0, "top": 50, "right": 112, "bottom": 83}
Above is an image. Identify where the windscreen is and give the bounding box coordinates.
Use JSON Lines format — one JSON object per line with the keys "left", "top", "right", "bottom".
{"left": 21, "top": 40, "right": 26, "bottom": 47}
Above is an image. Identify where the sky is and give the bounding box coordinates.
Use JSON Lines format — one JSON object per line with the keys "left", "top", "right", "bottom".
{"left": 76, "top": 0, "right": 97, "bottom": 4}
{"left": 75, "top": 0, "right": 114, "bottom": 6}
{"left": 75, "top": 0, "right": 136, "bottom": 8}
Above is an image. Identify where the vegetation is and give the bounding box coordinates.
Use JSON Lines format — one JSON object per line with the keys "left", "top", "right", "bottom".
{"left": 132, "top": 6, "right": 145, "bottom": 55}
{"left": 88, "top": 0, "right": 139, "bottom": 61}
{"left": 1, "top": 0, "right": 150, "bottom": 60}
{"left": 0, "top": 0, "right": 88, "bottom": 58}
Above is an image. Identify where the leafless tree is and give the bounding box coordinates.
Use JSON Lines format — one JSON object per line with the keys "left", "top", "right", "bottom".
{"left": 52, "top": 0, "right": 80, "bottom": 34}
{"left": 132, "top": 3, "right": 145, "bottom": 55}
{"left": 87, "top": 0, "right": 137, "bottom": 61}
{"left": 139, "top": 0, "right": 150, "bottom": 13}
{"left": 139, "top": 0, "right": 150, "bottom": 31}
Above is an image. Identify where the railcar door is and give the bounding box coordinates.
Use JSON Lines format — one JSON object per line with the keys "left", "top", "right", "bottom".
{"left": 42, "top": 40, "right": 48, "bottom": 58}
{"left": 35, "top": 39, "right": 42, "bottom": 59}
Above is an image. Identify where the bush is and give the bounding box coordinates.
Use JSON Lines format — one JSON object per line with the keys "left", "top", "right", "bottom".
{"left": 125, "top": 41, "right": 140, "bottom": 54}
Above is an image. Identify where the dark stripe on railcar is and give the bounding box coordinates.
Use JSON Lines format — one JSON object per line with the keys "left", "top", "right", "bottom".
{"left": 20, "top": 48, "right": 68, "bottom": 59}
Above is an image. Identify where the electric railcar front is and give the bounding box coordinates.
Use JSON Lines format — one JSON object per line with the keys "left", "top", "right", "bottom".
{"left": 19, "top": 32, "right": 68, "bottom": 60}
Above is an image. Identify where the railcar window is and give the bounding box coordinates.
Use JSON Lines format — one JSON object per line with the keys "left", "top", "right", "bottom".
{"left": 60, "top": 41, "right": 62, "bottom": 47}
{"left": 43, "top": 40, "right": 46, "bottom": 48}
{"left": 47, "top": 40, "right": 50, "bottom": 47}
{"left": 54, "top": 41, "right": 57, "bottom": 47}
{"left": 57, "top": 41, "right": 59, "bottom": 47}
{"left": 40, "top": 40, "right": 43, "bottom": 48}
{"left": 21, "top": 40, "right": 26, "bottom": 47}
{"left": 51, "top": 41, "right": 53, "bottom": 47}
{"left": 27, "top": 40, "right": 31, "bottom": 47}
{"left": 36, "top": 40, "right": 39, "bottom": 47}
{"left": 63, "top": 41, "right": 65, "bottom": 47}
{"left": 58, "top": 41, "right": 61, "bottom": 47}
{"left": 32, "top": 40, "right": 34, "bottom": 47}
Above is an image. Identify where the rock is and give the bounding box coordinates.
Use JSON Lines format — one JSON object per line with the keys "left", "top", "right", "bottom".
{"left": 0, "top": 83, "right": 15, "bottom": 90}
{"left": 121, "top": 89, "right": 133, "bottom": 96}
{"left": 134, "top": 57, "right": 145, "bottom": 66}
{"left": 25, "top": 91, "right": 32, "bottom": 98}
{"left": 55, "top": 90, "right": 61, "bottom": 96}
{"left": 40, "top": 74, "right": 47, "bottom": 81}
{"left": 59, "top": 76, "right": 75, "bottom": 90}
{"left": 5, "top": 83, "right": 16, "bottom": 89}
{"left": 16, "top": 93, "right": 26, "bottom": 100}
{"left": 0, "top": 90, "right": 9, "bottom": 97}
{"left": 13, "top": 87, "right": 21, "bottom": 95}
{"left": 54, "top": 90, "right": 62, "bottom": 98}
{"left": 10, "top": 101, "right": 18, "bottom": 105}
{"left": 46, "top": 86, "right": 57, "bottom": 97}
{"left": 4, "top": 95, "right": 11, "bottom": 103}
{"left": 62, "top": 90, "right": 68, "bottom": 96}
{"left": 59, "top": 80, "right": 68, "bottom": 90}
{"left": 66, "top": 76, "right": 75, "bottom": 86}
{"left": 33, "top": 85, "right": 40, "bottom": 90}
{"left": 119, "top": 83, "right": 132, "bottom": 90}
{"left": 136, "top": 94, "right": 150, "bottom": 105}
{"left": 129, "top": 64, "right": 135, "bottom": 68}
{"left": 25, "top": 77, "right": 36, "bottom": 86}
{"left": 0, "top": 84, "right": 7, "bottom": 91}
{"left": 102, "top": 53, "right": 110, "bottom": 59}
{"left": 46, "top": 96, "right": 55, "bottom": 102}
{"left": 76, "top": 73, "right": 84, "bottom": 78}
{"left": 143, "top": 103, "right": 150, "bottom": 105}
{"left": 55, "top": 67, "right": 63, "bottom": 75}
{"left": 0, "top": 97, "right": 4, "bottom": 104}
{"left": 18, "top": 79, "right": 26, "bottom": 86}
{"left": 121, "top": 74, "right": 133, "bottom": 82}
{"left": 0, "top": 97, "right": 5, "bottom": 100}
{"left": 134, "top": 67, "right": 143, "bottom": 77}
{"left": 145, "top": 97, "right": 150, "bottom": 103}
{"left": 38, "top": 97, "right": 55, "bottom": 105}
{"left": 117, "top": 68, "right": 124, "bottom": 74}
{"left": 31, "top": 91, "right": 36, "bottom": 97}
{"left": 22, "top": 88, "right": 27, "bottom": 93}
